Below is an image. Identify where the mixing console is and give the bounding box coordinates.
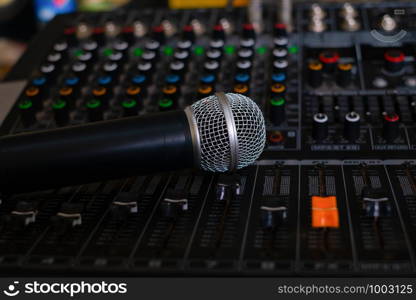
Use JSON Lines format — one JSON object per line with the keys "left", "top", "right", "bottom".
{"left": 1, "top": 1, "right": 416, "bottom": 275}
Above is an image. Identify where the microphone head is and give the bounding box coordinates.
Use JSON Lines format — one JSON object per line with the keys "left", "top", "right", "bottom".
{"left": 186, "top": 92, "right": 266, "bottom": 172}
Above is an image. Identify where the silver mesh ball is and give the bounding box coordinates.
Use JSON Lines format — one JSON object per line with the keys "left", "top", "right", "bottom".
{"left": 190, "top": 93, "right": 266, "bottom": 172}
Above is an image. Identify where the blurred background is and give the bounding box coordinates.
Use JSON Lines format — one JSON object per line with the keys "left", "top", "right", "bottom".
{"left": 0, "top": 0, "right": 369, "bottom": 80}
{"left": 0, "top": 0, "right": 155, "bottom": 80}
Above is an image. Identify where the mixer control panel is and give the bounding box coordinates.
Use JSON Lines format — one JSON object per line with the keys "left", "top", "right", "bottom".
{"left": 1, "top": 2, "right": 416, "bottom": 276}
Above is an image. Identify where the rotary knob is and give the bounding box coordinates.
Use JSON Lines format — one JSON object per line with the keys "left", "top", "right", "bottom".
{"left": 312, "top": 113, "right": 329, "bottom": 141}
{"left": 319, "top": 50, "right": 340, "bottom": 73}
{"left": 384, "top": 50, "right": 405, "bottom": 73}
{"left": 344, "top": 111, "right": 360, "bottom": 142}
{"left": 382, "top": 113, "right": 400, "bottom": 142}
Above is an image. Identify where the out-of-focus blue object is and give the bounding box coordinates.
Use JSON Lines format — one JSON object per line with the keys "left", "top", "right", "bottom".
{"left": 34, "top": 0, "right": 77, "bottom": 23}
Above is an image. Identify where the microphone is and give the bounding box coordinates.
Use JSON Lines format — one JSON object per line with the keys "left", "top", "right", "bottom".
{"left": 0, "top": 92, "right": 266, "bottom": 193}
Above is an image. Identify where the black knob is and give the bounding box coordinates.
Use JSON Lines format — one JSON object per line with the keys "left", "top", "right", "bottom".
{"left": 233, "top": 83, "right": 249, "bottom": 96}
{"left": 210, "top": 38, "right": 225, "bottom": 49}
{"left": 272, "top": 47, "right": 288, "bottom": 59}
{"left": 121, "top": 99, "right": 140, "bottom": 117}
{"left": 170, "top": 60, "right": 186, "bottom": 75}
{"left": 268, "top": 131, "right": 284, "bottom": 145}
{"left": 136, "top": 61, "right": 153, "bottom": 75}
{"left": 242, "top": 23, "right": 256, "bottom": 40}
{"left": 206, "top": 48, "right": 222, "bottom": 60}
{"left": 308, "top": 60, "right": 323, "bottom": 88}
{"left": 24, "top": 86, "right": 43, "bottom": 110}
{"left": 18, "top": 99, "right": 37, "bottom": 127}
{"left": 71, "top": 62, "right": 89, "bottom": 79}
{"left": 53, "top": 39, "right": 68, "bottom": 52}
{"left": 158, "top": 98, "right": 175, "bottom": 112}
{"left": 270, "top": 83, "right": 286, "bottom": 98}
{"left": 125, "top": 85, "right": 144, "bottom": 99}
{"left": 182, "top": 25, "right": 195, "bottom": 43}
{"left": 112, "top": 39, "right": 129, "bottom": 52}
{"left": 107, "top": 51, "right": 125, "bottom": 63}
{"left": 344, "top": 111, "right": 360, "bottom": 142}
{"left": 173, "top": 49, "right": 190, "bottom": 62}
{"left": 40, "top": 62, "right": 57, "bottom": 77}
{"left": 236, "top": 60, "right": 252, "bottom": 73}
{"left": 130, "top": 74, "right": 148, "bottom": 87}
{"left": 58, "top": 86, "right": 77, "bottom": 109}
{"left": 162, "top": 84, "right": 179, "bottom": 104}
{"left": 81, "top": 40, "right": 98, "bottom": 52}
{"left": 319, "top": 50, "right": 340, "bottom": 73}
{"left": 126, "top": 83, "right": 145, "bottom": 99}
{"left": 144, "top": 39, "right": 160, "bottom": 51}
{"left": 312, "top": 113, "right": 329, "bottom": 141}
{"left": 204, "top": 60, "right": 220, "bottom": 73}
{"left": 240, "top": 37, "right": 255, "bottom": 49}
{"left": 274, "top": 23, "right": 288, "bottom": 37}
{"left": 273, "top": 36, "right": 288, "bottom": 47}
{"left": 212, "top": 24, "right": 225, "bottom": 41}
{"left": 142, "top": 50, "right": 157, "bottom": 62}
{"left": 102, "top": 61, "right": 120, "bottom": 75}
{"left": 160, "top": 84, "right": 179, "bottom": 111}
{"left": 52, "top": 99, "right": 70, "bottom": 126}
{"left": 382, "top": 112, "right": 400, "bottom": 142}
{"left": 337, "top": 63, "right": 353, "bottom": 87}
{"left": 197, "top": 84, "right": 214, "bottom": 99}
{"left": 384, "top": 49, "right": 405, "bottom": 73}
{"left": 177, "top": 39, "right": 192, "bottom": 51}
{"left": 151, "top": 25, "right": 165, "bottom": 43}
{"left": 46, "top": 52, "right": 64, "bottom": 69}
{"left": 86, "top": 99, "right": 103, "bottom": 122}
{"left": 237, "top": 48, "right": 254, "bottom": 60}
{"left": 77, "top": 51, "right": 94, "bottom": 63}
{"left": 91, "top": 86, "right": 111, "bottom": 105}
{"left": 269, "top": 97, "right": 286, "bottom": 125}
{"left": 273, "top": 59, "right": 288, "bottom": 74}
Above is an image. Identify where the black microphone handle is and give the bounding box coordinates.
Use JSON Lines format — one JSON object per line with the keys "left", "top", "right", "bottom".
{"left": 0, "top": 110, "right": 195, "bottom": 193}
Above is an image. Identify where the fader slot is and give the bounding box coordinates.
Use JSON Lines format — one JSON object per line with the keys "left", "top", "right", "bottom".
{"left": 343, "top": 164, "right": 412, "bottom": 273}
{"left": 387, "top": 162, "right": 416, "bottom": 265}
{"left": 186, "top": 167, "right": 256, "bottom": 272}
{"left": 299, "top": 163, "right": 354, "bottom": 273}
{"left": 24, "top": 179, "right": 125, "bottom": 268}
{"left": 242, "top": 164, "right": 297, "bottom": 273}
{"left": 0, "top": 191, "right": 66, "bottom": 268}
{"left": 76, "top": 175, "right": 169, "bottom": 269}
{"left": 132, "top": 172, "right": 213, "bottom": 271}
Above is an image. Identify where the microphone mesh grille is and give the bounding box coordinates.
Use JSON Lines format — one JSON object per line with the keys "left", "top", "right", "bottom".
{"left": 190, "top": 93, "right": 266, "bottom": 172}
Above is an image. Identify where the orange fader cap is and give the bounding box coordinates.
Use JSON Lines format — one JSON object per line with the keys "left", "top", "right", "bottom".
{"left": 311, "top": 196, "right": 339, "bottom": 228}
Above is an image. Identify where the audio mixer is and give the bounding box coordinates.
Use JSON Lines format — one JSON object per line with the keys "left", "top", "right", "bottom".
{"left": 2, "top": 1, "right": 416, "bottom": 276}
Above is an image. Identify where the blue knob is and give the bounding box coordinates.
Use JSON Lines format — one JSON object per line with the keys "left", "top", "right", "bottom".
{"left": 98, "top": 75, "right": 112, "bottom": 85}
{"left": 32, "top": 77, "right": 47, "bottom": 86}
{"left": 131, "top": 74, "right": 147, "bottom": 85}
{"left": 234, "top": 73, "right": 250, "bottom": 83}
{"left": 272, "top": 73, "right": 286, "bottom": 83}
{"left": 165, "top": 74, "right": 180, "bottom": 84}
{"left": 65, "top": 77, "right": 79, "bottom": 86}
{"left": 200, "top": 74, "right": 216, "bottom": 84}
